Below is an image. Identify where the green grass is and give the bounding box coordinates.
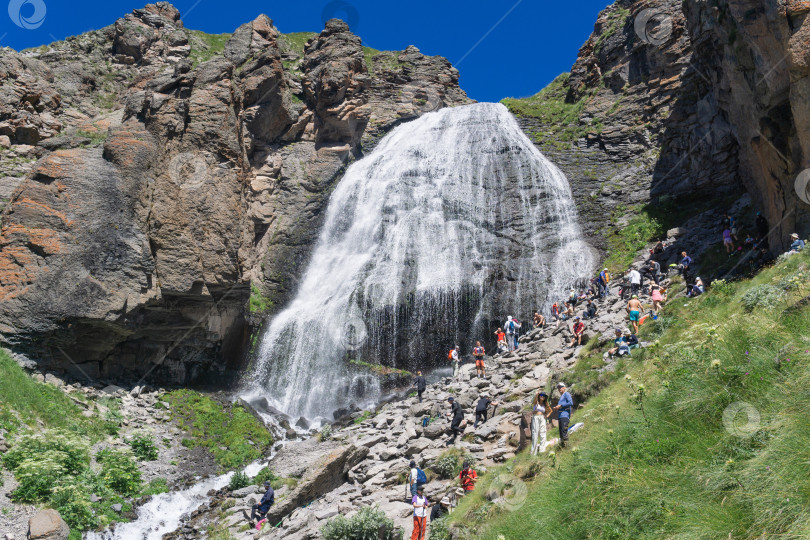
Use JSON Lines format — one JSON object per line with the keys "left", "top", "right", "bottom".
{"left": 188, "top": 30, "right": 232, "bottom": 68}
{"left": 449, "top": 250, "right": 810, "bottom": 539}
{"left": 165, "top": 390, "right": 273, "bottom": 471}
{"left": 602, "top": 206, "right": 663, "bottom": 274}
{"left": 0, "top": 350, "right": 111, "bottom": 438}
{"left": 593, "top": 6, "right": 631, "bottom": 55}
{"left": 279, "top": 32, "right": 317, "bottom": 58}
{"left": 501, "top": 73, "right": 598, "bottom": 144}
{"left": 249, "top": 283, "right": 273, "bottom": 314}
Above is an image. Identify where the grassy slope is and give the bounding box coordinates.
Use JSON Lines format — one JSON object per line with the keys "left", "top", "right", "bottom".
{"left": 450, "top": 251, "right": 810, "bottom": 539}
{"left": 0, "top": 350, "right": 110, "bottom": 438}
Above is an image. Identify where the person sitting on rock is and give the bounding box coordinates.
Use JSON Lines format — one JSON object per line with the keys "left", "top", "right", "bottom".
{"left": 430, "top": 496, "right": 451, "bottom": 521}
{"left": 474, "top": 393, "right": 498, "bottom": 428}
{"left": 246, "top": 481, "right": 274, "bottom": 528}
{"left": 623, "top": 328, "right": 639, "bottom": 350}
{"left": 581, "top": 299, "right": 598, "bottom": 320}
{"left": 569, "top": 316, "right": 585, "bottom": 348}
{"left": 533, "top": 311, "right": 546, "bottom": 328}
{"left": 459, "top": 461, "right": 478, "bottom": 492}
{"left": 607, "top": 329, "right": 630, "bottom": 358}
{"left": 789, "top": 233, "right": 805, "bottom": 253}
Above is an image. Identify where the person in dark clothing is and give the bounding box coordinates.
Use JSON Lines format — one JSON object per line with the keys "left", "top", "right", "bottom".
{"left": 446, "top": 397, "right": 464, "bottom": 446}
{"left": 553, "top": 382, "right": 573, "bottom": 448}
{"left": 646, "top": 259, "right": 662, "bottom": 285}
{"left": 473, "top": 394, "right": 498, "bottom": 428}
{"left": 680, "top": 251, "right": 693, "bottom": 283}
{"left": 582, "top": 299, "right": 598, "bottom": 320}
{"left": 247, "top": 481, "right": 274, "bottom": 524}
{"left": 756, "top": 211, "right": 769, "bottom": 247}
{"left": 430, "top": 496, "right": 451, "bottom": 521}
{"left": 414, "top": 371, "right": 426, "bottom": 403}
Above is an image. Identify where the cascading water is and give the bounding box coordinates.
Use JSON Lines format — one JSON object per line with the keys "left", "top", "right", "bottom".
{"left": 243, "top": 102, "right": 594, "bottom": 421}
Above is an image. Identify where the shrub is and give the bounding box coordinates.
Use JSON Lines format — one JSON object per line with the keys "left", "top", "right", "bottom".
{"left": 321, "top": 506, "right": 395, "bottom": 540}
{"left": 431, "top": 448, "right": 476, "bottom": 480}
{"left": 711, "top": 279, "right": 734, "bottom": 296}
{"left": 318, "top": 424, "right": 333, "bottom": 442}
{"left": 429, "top": 517, "right": 452, "bottom": 540}
{"left": 142, "top": 477, "right": 169, "bottom": 496}
{"left": 96, "top": 448, "right": 141, "bottom": 496}
{"left": 741, "top": 284, "right": 784, "bottom": 311}
{"left": 127, "top": 433, "right": 159, "bottom": 461}
{"left": 3, "top": 429, "right": 90, "bottom": 475}
{"left": 10, "top": 454, "right": 67, "bottom": 502}
{"left": 229, "top": 471, "right": 250, "bottom": 491}
{"left": 51, "top": 483, "right": 98, "bottom": 530}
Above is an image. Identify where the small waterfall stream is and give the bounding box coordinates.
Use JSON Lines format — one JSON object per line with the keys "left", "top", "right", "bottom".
{"left": 243, "top": 102, "right": 594, "bottom": 421}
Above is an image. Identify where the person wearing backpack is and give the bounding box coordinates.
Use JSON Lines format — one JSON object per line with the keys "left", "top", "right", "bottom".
{"left": 408, "top": 460, "right": 427, "bottom": 497}
{"left": 448, "top": 346, "right": 460, "bottom": 379}
{"left": 598, "top": 268, "right": 611, "bottom": 298}
{"left": 504, "top": 316, "right": 518, "bottom": 352}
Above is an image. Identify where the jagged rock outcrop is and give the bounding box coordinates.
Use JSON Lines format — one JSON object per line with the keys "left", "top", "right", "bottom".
{"left": 512, "top": 0, "right": 809, "bottom": 254}
{"left": 0, "top": 4, "right": 470, "bottom": 382}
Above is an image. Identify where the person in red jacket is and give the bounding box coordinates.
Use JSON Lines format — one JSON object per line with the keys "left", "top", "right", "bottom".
{"left": 459, "top": 461, "right": 478, "bottom": 492}
{"left": 569, "top": 316, "right": 585, "bottom": 348}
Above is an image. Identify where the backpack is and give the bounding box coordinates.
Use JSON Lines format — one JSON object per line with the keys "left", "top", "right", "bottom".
{"left": 506, "top": 320, "right": 515, "bottom": 333}
{"left": 448, "top": 349, "right": 454, "bottom": 360}
{"left": 416, "top": 468, "right": 427, "bottom": 485}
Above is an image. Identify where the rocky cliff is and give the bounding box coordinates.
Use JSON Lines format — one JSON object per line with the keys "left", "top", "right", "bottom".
{"left": 507, "top": 0, "right": 810, "bottom": 256}
{"left": 0, "top": 2, "right": 470, "bottom": 383}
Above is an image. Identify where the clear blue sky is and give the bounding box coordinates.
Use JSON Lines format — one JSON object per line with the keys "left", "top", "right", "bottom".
{"left": 3, "top": 0, "right": 612, "bottom": 102}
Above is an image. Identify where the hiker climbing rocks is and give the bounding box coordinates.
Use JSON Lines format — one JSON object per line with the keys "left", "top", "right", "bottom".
{"left": 628, "top": 267, "right": 642, "bottom": 297}
{"left": 531, "top": 391, "right": 551, "bottom": 455}
{"left": 553, "top": 382, "right": 573, "bottom": 448}
{"left": 569, "top": 316, "right": 585, "bottom": 348}
{"left": 533, "top": 311, "right": 546, "bottom": 328}
{"left": 414, "top": 371, "right": 426, "bottom": 403}
{"left": 651, "top": 284, "right": 666, "bottom": 315}
{"left": 448, "top": 346, "right": 460, "bottom": 379}
{"left": 626, "top": 294, "right": 642, "bottom": 334}
{"left": 411, "top": 485, "right": 429, "bottom": 540}
{"left": 473, "top": 341, "right": 486, "bottom": 378}
{"left": 646, "top": 259, "right": 662, "bottom": 285}
{"left": 459, "top": 461, "right": 478, "bottom": 492}
{"left": 474, "top": 393, "right": 498, "bottom": 428}
{"left": 408, "top": 460, "right": 427, "bottom": 498}
{"left": 446, "top": 396, "right": 464, "bottom": 446}
{"left": 246, "top": 481, "right": 274, "bottom": 528}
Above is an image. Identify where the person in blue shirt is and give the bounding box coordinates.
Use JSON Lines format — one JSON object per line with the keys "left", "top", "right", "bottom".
{"left": 789, "top": 233, "right": 805, "bottom": 253}
{"left": 679, "top": 251, "right": 693, "bottom": 283}
{"left": 553, "top": 382, "right": 573, "bottom": 448}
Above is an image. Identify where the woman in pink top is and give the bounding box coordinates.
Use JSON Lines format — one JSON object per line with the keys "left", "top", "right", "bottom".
{"left": 651, "top": 284, "right": 666, "bottom": 314}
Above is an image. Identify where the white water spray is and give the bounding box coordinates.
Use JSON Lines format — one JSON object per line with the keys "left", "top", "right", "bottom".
{"left": 244, "top": 102, "right": 594, "bottom": 420}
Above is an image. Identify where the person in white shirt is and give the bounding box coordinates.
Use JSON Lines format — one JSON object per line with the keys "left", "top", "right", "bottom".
{"left": 628, "top": 268, "right": 641, "bottom": 297}
{"left": 411, "top": 486, "right": 429, "bottom": 540}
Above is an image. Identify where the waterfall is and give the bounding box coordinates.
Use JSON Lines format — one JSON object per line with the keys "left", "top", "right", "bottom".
{"left": 242, "top": 102, "right": 594, "bottom": 421}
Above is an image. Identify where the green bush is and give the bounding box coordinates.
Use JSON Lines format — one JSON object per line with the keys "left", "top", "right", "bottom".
{"left": 318, "top": 424, "right": 333, "bottom": 442}
{"left": 229, "top": 471, "right": 250, "bottom": 491}
{"left": 51, "top": 483, "right": 98, "bottom": 530}
{"left": 3, "top": 429, "right": 90, "bottom": 474}
{"left": 429, "top": 516, "right": 452, "bottom": 540}
{"left": 321, "top": 506, "right": 395, "bottom": 540}
{"left": 96, "top": 448, "right": 141, "bottom": 496}
{"left": 127, "top": 433, "right": 159, "bottom": 461}
{"left": 142, "top": 477, "right": 169, "bottom": 496}
{"left": 711, "top": 278, "right": 734, "bottom": 296}
{"left": 741, "top": 284, "right": 784, "bottom": 311}
{"left": 431, "top": 448, "right": 476, "bottom": 480}
{"left": 10, "top": 454, "right": 68, "bottom": 502}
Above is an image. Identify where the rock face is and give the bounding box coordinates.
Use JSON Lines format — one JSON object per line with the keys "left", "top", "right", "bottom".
{"left": 27, "top": 509, "right": 69, "bottom": 540}
{"left": 0, "top": 4, "right": 470, "bottom": 382}
{"left": 511, "top": 0, "right": 809, "bottom": 255}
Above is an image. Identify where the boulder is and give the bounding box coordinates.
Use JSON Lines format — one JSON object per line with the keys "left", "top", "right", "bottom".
{"left": 28, "top": 509, "right": 69, "bottom": 540}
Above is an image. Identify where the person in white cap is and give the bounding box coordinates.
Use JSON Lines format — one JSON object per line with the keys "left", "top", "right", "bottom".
{"left": 430, "top": 496, "right": 451, "bottom": 521}
{"left": 504, "top": 316, "right": 519, "bottom": 352}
